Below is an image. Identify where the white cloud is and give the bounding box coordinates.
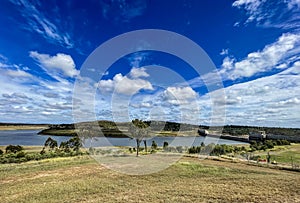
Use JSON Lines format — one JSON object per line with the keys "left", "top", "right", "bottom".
{"left": 232, "top": 0, "right": 265, "bottom": 23}
{"left": 127, "top": 52, "right": 149, "bottom": 68}
{"left": 10, "top": 0, "right": 73, "bottom": 48}
{"left": 162, "top": 86, "right": 198, "bottom": 105}
{"left": 208, "top": 62, "right": 300, "bottom": 127}
{"left": 0, "top": 54, "right": 75, "bottom": 123}
{"left": 287, "top": 0, "right": 300, "bottom": 9}
{"left": 98, "top": 67, "right": 153, "bottom": 95}
{"left": 232, "top": 0, "right": 300, "bottom": 30}
{"left": 99, "top": 73, "right": 153, "bottom": 95}
{"left": 5, "top": 69, "right": 33, "bottom": 78}
{"left": 220, "top": 33, "right": 300, "bottom": 80}
{"left": 129, "top": 67, "right": 149, "bottom": 78}
{"left": 29, "top": 51, "right": 78, "bottom": 78}
{"left": 278, "top": 97, "right": 300, "bottom": 105}
{"left": 188, "top": 32, "right": 300, "bottom": 88}
{"left": 220, "top": 49, "right": 229, "bottom": 56}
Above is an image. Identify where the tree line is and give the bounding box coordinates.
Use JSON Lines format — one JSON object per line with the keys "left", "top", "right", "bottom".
{"left": 0, "top": 136, "right": 83, "bottom": 164}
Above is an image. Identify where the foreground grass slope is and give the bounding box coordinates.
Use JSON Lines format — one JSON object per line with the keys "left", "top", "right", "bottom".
{"left": 1, "top": 156, "right": 299, "bottom": 203}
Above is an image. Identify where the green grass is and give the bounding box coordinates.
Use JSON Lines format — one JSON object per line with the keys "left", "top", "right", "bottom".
{"left": 1, "top": 155, "right": 299, "bottom": 203}
{"left": 254, "top": 144, "right": 300, "bottom": 164}
{"left": 272, "top": 144, "right": 300, "bottom": 164}
{"left": 38, "top": 129, "right": 76, "bottom": 136}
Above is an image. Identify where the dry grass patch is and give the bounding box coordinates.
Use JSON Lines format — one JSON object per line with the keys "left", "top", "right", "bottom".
{"left": 0, "top": 156, "right": 299, "bottom": 203}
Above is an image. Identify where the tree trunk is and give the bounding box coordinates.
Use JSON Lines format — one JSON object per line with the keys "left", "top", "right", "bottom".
{"left": 136, "top": 139, "right": 140, "bottom": 157}
{"left": 143, "top": 140, "right": 147, "bottom": 153}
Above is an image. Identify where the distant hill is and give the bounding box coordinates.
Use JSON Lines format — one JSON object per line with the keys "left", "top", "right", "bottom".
{"left": 38, "top": 120, "right": 199, "bottom": 137}
{"left": 220, "top": 125, "right": 300, "bottom": 137}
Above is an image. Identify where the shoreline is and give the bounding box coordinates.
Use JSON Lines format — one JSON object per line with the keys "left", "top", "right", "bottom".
{"left": 0, "top": 126, "right": 48, "bottom": 131}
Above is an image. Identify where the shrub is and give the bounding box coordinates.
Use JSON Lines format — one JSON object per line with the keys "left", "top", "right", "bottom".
{"left": 264, "top": 140, "right": 274, "bottom": 149}
{"left": 89, "top": 147, "right": 95, "bottom": 155}
{"left": 281, "top": 140, "right": 290, "bottom": 145}
{"left": 151, "top": 141, "right": 158, "bottom": 150}
{"left": 163, "top": 141, "right": 169, "bottom": 149}
{"left": 150, "top": 149, "right": 156, "bottom": 154}
{"left": 16, "top": 151, "right": 26, "bottom": 158}
{"left": 188, "top": 146, "right": 202, "bottom": 154}
{"left": 163, "top": 146, "right": 177, "bottom": 152}
{"left": 176, "top": 146, "right": 184, "bottom": 153}
{"left": 5, "top": 145, "right": 23, "bottom": 153}
{"left": 40, "top": 148, "right": 46, "bottom": 155}
{"left": 0, "top": 149, "right": 3, "bottom": 155}
{"left": 276, "top": 140, "right": 283, "bottom": 145}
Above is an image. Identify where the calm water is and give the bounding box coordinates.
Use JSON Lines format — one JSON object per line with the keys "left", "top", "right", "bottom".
{"left": 0, "top": 130, "right": 247, "bottom": 147}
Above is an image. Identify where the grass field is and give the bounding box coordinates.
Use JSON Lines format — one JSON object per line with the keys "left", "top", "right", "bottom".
{"left": 253, "top": 144, "right": 300, "bottom": 166}
{"left": 1, "top": 155, "right": 299, "bottom": 203}
{"left": 272, "top": 144, "right": 300, "bottom": 164}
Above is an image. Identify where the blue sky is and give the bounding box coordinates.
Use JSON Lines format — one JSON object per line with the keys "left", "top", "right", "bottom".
{"left": 0, "top": 0, "right": 299, "bottom": 127}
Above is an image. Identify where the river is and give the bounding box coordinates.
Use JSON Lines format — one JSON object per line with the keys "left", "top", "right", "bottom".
{"left": 0, "top": 130, "right": 247, "bottom": 147}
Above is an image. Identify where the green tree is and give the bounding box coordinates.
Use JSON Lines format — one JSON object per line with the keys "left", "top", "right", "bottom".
{"left": 59, "top": 141, "right": 70, "bottom": 152}
{"left": 129, "top": 119, "right": 149, "bottom": 157}
{"left": 163, "top": 141, "right": 169, "bottom": 149}
{"left": 151, "top": 140, "right": 158, "bottom": 150}
{"left": 68, "top": 136, "right": 82, "bottom": 152}
{"left": 44, "top": 137, "right": 58, "bottom": 151}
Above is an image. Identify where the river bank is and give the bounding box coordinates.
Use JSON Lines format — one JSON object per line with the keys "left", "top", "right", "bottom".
{"left": 0, "top": 124, "right": 48, "bottom": 131}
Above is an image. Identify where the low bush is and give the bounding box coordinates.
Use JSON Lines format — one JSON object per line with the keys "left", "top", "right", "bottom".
{"left": 188, "top": 143, "right": 246, "bottom": 156}
{"left": 151, "top": 141, "right": 158, "bottom": 150}
{"left": 5, "top": 145, "right": 23, "bottom": 153}
{"left": 250, "top": 140, "right": 291, "bottom": 151}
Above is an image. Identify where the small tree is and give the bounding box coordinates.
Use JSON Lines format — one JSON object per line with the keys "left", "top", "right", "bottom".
{"left": 151, "top": 140, "right": 158, "bottom": 150}
{"left": 59, "top": 141, "right": 70, "bottom": 152}
{"left": 68, "top": 136, "right": 82, "bottom": 152}
{"left": 163, "top": 141, "right": 169, "bottom": 149}
{"left": 44, "top": 137, "right": 58, "bottom": 151}
{"left": 129, "top": 119, "right": 149, "bottom": 157}
{"left": 267, "top": 152, "right": 271, "bottom": 164}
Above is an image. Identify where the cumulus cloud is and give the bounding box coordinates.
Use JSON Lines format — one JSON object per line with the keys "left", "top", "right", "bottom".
{"left": 162, "top": 87, "right": 198, "bottom": 105}
{"left": 29, "top": 51, "right": 78, "bottom": 78}
{"left": 98, "top": 67, "right": 153, "bottom": 95}
{"left": 129, "top": 67, "right": 149, "bottom": 78}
